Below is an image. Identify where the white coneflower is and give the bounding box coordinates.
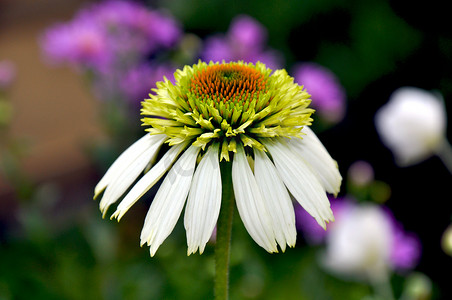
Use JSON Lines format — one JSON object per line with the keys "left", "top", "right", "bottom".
{"left": 94, "top": 61, "right": 342, "bottom": 257}
{"left": 321, "top": 202, "right": 420, "bottom": 281}
{"left": 375, "top": 87, "right": 447, "bottom": 166}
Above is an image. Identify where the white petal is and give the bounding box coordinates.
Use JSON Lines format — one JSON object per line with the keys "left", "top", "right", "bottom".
{"left": 254, "top": 148, "right": 296, "bottom": 252}
{"left": 263, "top": 138, "right": 334, "bottom": 229}
{"left": 95, "top": 134, "right": 166, "bottom": 197}
{"left": 140, "top": 145, "right": 201, "bottom": 257}
{"left": 232, "top": 144, "right": 277, "bottom": 253}
{"left": 184, "top": 143, "right": 222, "bottom": 255}
{"left": 111, "top": 142, "right": 188, "bottom": 221}
{"left": 97, "top": 134, "right": 167, "bottom": 216}
{"left": 288, "top": 127, "right": 342, "bottom": 195}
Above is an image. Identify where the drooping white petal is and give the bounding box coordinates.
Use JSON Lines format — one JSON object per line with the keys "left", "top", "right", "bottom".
{"left": 288, "top": 126, "right": 342, "bottom": 196}
{"left": 111, "top": 141, "right": 188, "bottom": 221}
{"left": 98, "top": 134, "right": 167, "bottom": 216}
{"left": 140, "top": 145, "right": 201, "bottom": 257}
{"left": 232, "top": 144, "right": 278, "bottom": 253}
{"left": 254, "top": 148, "right": 296, "bottom": 252}
{"left": 95, "top": 134, "right": 166, "bottom": 197}
{"left": 263, "top": 138, "right": 334, "bottom": 229}
{"left": 184, "top": 143, "right": 221, "bottom": 255}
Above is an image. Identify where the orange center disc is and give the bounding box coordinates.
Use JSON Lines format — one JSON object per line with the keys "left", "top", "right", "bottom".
{"left": 189, "top": 64, "right": 268, "bottom": 105}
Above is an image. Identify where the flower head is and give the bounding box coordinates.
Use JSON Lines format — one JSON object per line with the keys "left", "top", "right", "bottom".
{"left": 95, "top": 61, "right": 342, "bottom": 256}
{"left": 41, "top": 0, "right": 181, "bottom": 70}
{"left": 319, "top": 200, "right": 421, "bottom": 281}
{"left": 293, "top": 63, "right": 346, "bottom": 123}
{"left": 40, "top": 0, "right": 182, "bottom": 104}
{"left": 120, "top": 62, "right": 175, "bottom": 105}
{"left": 40, "top": 19, "right": 111, "bottom": 70}
{"left": 375, "top": 87, "right": 447, "bottom": 166}
{"left": 228, "top": 15, "right": 267, "bottom": 49}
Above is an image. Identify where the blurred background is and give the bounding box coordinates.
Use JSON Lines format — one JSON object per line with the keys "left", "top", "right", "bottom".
{"left": 1, "top": 0, "right": 451, "bottom": 299}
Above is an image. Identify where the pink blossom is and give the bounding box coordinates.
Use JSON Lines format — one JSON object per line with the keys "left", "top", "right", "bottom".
{"left": 293, "top": 62, "right": 346, "bottom": 123}
{"left": 202, "top": 15, "right": 283, "bottom": 69}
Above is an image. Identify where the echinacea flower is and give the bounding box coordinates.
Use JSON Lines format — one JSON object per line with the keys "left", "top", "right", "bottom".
{"left": 319, "top": 201, "right": 421, "bottom": 281}
{"left": 375, "top": 87, "right": 447, "bottom": 166}
{"left": 94, "top": 61, "right": 342, "bottom": 256}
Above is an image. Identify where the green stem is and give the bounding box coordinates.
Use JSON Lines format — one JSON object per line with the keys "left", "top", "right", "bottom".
{"left": 369, "top": 272, "right": 395, "bottom": 300}
{"left": 215, "top": 161, "right": 234, "bottom": 300}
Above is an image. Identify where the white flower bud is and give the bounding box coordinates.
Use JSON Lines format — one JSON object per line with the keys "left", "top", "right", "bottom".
{"left": 322, "top": 204, "right": 393, "bottom": 281}
{"left": 375, "top": 87, "right": 447, "bottom": 166}
{"left": 441, "top": 224, "right": 452, "bottom": 257}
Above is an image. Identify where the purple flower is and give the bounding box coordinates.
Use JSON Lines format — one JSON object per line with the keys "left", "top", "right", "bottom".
{"left": 202, "top": 15, "right": 283, "bottom": 69}
{"left": 228, "top": 15, "right": 267, "bottom": 51}
{"left": 121, "top": 63, "right": 153, "bottom": 104}
{"left": 0, "top": 60, "right": 16, "bottom": 89}
{"left": 120, "top": 63, "right": 175, "bottom": 105}
{"left": 41, "top": 0, "right": 181, "bottom": 71}
{"left": 147, "top": 10, "right": 182, "bottom": 48}
{"left": 293, "top": 62, "right": 346, "bottom": 123}
{"left": 41, "top": 20, "right": 111, "bottom": 70}
{"left": 295, "top": 197, "right": 351, "bottom": 244}
{"left": 201, "top": 36, "right": 234, "bottom": 63}
{"left": 385, "top": 208, "right": 422, "bottom": 270}
{"left": 40, "top": 0, "right": 182, "bottom": 104}
{"left": 90, "top": 1, "right": 181, "bottom": 53}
